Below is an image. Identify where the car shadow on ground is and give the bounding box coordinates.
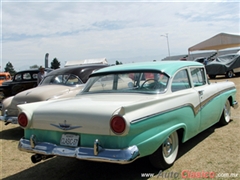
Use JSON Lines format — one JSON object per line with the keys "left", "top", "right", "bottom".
{"left": 176, "top": 122, "right": 223, "bottom": 160}
{"left": 0, "top": 126, "right": 23, "bottom": 141}
{"left": 2, "top": 122, "right": 229, "bottom": 180}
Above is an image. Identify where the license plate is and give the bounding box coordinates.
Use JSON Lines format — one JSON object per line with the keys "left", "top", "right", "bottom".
{"left": 60, "top": 134, "right": 79, "bottom": 147}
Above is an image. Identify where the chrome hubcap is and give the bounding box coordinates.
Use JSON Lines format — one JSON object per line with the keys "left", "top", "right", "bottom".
{"left": 224, "top": 101, "right": 231, "bottom": 122}
{"left": 163, "top": 137, "right": 173, "bottom": 157}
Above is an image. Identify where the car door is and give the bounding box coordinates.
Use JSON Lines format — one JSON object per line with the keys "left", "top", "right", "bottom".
{"left": 190, "top": 67, "right": 222, "bottom": 132}
{"left": 171, "top": 69, "right": 201, "bottom": 138}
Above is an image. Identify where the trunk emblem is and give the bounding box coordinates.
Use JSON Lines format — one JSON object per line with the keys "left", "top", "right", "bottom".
{"left": 51, "top": 120, "right": 81, "bottom": 130}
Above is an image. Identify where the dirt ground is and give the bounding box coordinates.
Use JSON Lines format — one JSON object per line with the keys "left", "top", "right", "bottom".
{"left": 0, "top": 76, "right": 239, "bottom": 180}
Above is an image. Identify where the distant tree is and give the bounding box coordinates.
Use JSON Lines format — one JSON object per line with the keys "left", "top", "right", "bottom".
{"left": 51, "top": 58, "right": 61, "bottom": 69}
{"left": 30, "top": 65, "right": 39, "bottom": 69}
{"left": 4, "top": 62, "right": 16, "bottom": 76}
{"left": 115, "top": 61, "right": 122, "bottom": 65}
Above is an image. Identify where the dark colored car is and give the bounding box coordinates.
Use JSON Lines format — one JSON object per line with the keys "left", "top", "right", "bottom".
{"left": 194, "top": 57, "right": 208, "bottom": 65}
{"left": 0, "top": 64, "right": 109, "bottom": 125}
{"left": 0, "top": 69, "right": 52, "bottom": 101}
{"left": 206, "top": 54, "right": 240, "bottom": 79}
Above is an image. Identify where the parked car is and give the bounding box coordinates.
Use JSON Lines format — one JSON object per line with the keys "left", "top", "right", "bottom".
{"left": 206, "top": 53, "right": 240, "bottom": 78}
{"left": 17, "top": 61, "right": 238, "bottom": 170}
{"left": 0, "top": 68, "right": 52, "bottom": 101}
{"left": 0, "top": 64, "right": 108, "bottom": 125}
{"left": 0, "top": 72, "right": 11, "bottom": 85}
{"left": 193, "top": 57, "right": 208, "bottom": 65}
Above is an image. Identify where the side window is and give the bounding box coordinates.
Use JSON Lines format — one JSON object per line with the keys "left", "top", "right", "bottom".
{"left": 32, "top": 73, "right": 38, "bottom": 79}
{"left": 23, "top": 73, "right": 31, "bottom": 80}
{"left": 191, "top": 68, "right": 206, "bottom": 87}
{"left": 51, "top": 75, "right": 65, "bottom": 84}
{"left": 15, "top": 74, "right": 22, "bottom": 81}
{"left": 171, "top": 69, "right": 190, "bottom": 92}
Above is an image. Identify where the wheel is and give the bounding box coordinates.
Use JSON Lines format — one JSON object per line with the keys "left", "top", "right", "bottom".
{"left": 219, "top": 100, "right": 231, "bottom": 125}
{"left": 226, "top": 70, "right": 234, "bottom": 78}
{"left": 140, "top": 79, "right": 159, "bottom": 90}
{"left": 149, "top": 131, "right": 179, "bottom": 169}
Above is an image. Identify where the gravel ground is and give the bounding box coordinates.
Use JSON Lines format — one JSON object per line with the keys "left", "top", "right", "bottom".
{"left": 0, "top": 76, "right": 239, "bottom": 180}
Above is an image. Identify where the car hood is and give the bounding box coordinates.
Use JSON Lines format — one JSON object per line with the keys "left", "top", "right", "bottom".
{"left": 18, "top": 93, "right": 172, "bottom": 135}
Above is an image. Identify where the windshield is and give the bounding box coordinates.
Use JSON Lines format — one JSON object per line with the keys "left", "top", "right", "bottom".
{"left": 0, "top": 75, "right": 7, "bottom": 80}
{"left": 81, "top": 71, "right": 169, "bottom": 94}
{"left": 215, "top": 54, "right": 236, "bottom": 62}
{"left": 40, "top": 74, "right": 83, "bottom": 86}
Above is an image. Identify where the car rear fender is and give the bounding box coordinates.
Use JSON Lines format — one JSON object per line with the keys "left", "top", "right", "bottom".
{"left": 130, "top": 124, "right": 186, "bottom": 157}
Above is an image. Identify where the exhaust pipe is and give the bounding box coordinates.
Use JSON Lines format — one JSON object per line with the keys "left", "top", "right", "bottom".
{"left": 31, "top": 154, "right": 54, "bottom": 163}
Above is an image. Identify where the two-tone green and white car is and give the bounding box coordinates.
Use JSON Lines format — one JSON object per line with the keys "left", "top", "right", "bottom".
{"left": 17, "top": 61, "right": 238, "bottom": 170}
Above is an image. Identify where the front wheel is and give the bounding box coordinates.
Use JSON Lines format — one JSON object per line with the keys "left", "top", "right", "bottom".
{"left": 149, "top": 131, "right": 179, "bottom": 169}
{"left": 219, "top": 100, "right": 231, "bottom": 125}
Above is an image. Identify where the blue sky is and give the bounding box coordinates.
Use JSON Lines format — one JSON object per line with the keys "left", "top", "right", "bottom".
{"left": 1, "top": 0, "right": 240, "bottom": 71}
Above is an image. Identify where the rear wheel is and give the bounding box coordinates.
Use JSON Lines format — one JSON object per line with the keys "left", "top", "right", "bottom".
{"left": 226, "top": 70, "right": 234, "bottom": 78}
{"left": 219, "top": 100, "right": 231, "bottom": 125}
{"left": 149, "top": 131, "right": 179, "bottom": 169}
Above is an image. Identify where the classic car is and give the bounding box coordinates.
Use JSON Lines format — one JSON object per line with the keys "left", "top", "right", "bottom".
{"left": 17, "top": 61, "right": 238, "bottom": 170}
{"left": 0, "top": 64, "right": 108, "bottom": 125}
{"left": 0, "top": 72, "right": 11, "bottom": 86}
{"left": 0, "top": 68, "right": 52, "bottom": 101}
{"left": 206, "top": 53, "right": 240, "bottom": 78}
{"left": 193, "top": 57, "right": 208, "bottom": 65}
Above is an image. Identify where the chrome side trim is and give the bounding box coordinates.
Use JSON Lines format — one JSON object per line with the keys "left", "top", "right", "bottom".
{"left": 131, "top": 87, "right": 237, "bottom": 124}
{"left": 18, "top": 138, "right": 140, "bottom": 164}
{"left": 0, "top": 110, "right": 18, "bottom": 125}
{"left": 131, "top": 103, "right": 197, "bottom": 124}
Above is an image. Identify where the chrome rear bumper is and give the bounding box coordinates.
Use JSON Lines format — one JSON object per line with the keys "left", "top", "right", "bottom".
{"left": 0, "top": 110, "right": 18, "bottom": 125}
{"left": 18, "top": 137, "right": 140, "bottom": 164}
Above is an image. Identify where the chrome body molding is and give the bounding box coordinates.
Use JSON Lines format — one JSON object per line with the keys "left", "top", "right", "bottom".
{"left": 131, "top": 103, "right": 196, "bottom": 124}
{"left": 131, "top": 87, "right": 237, "bottom": 124}
{"left": 0, "top": 110, "right": 18, "bottom": 125}
{"left": 18, "top": 137, "right": 140, "bottom": 164}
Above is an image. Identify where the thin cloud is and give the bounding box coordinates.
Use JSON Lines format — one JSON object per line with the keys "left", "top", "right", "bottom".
{"left": 1, "top": 1, "right": 239, "bottom": 70}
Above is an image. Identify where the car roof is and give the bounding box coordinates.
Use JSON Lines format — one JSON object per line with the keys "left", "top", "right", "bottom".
{"left": 0, "top": 72, "right": 11, "bottom": 75}
{"left": 47, "top": 64, "right": 109, "bottom": 75}
{"left": 45, "top": 64, "right": 109, "bottom": 83}
{"left": 15, "top": 69, "right": 39, "bottom": 73}
{"left": 91, "top": 61, "right": 203, "bottom": 77}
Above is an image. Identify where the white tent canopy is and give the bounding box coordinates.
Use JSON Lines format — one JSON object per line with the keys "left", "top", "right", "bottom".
{"left": 65, "top": 58, "right": 108, "bottom": 67}
{"left": 188, "top": 33, "right": 240, "bottom": 59}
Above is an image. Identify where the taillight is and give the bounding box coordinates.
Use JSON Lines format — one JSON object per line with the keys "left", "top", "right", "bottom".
{"left": 18, "top": 113, "right": 28, "bottom": 127}
{"left": 110, "top": 115, "right": 126, "bottom": 134}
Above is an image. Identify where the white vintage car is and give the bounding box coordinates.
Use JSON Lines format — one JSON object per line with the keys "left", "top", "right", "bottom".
{"left": 17, "top": 61, "right": 238, "bottom": 169}
{"left": 0, "top": 64, "right": 108, "bottom": 125}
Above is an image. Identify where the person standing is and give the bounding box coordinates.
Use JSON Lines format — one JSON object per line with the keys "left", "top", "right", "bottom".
{"left": 37, "top": 66, "right": 46, "bottom": 84}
